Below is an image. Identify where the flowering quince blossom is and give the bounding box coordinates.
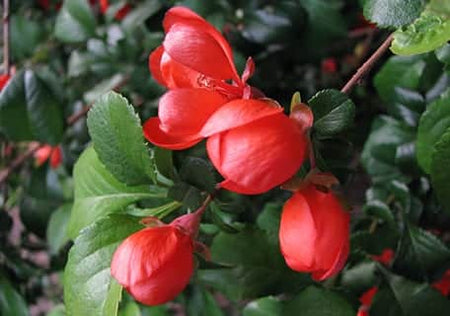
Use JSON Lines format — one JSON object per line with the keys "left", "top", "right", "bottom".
{"left": 357, "top": 286, "right": 378, "bottom": 316}
{"left": 144, "top": 7, "right": 308, "bottom": 194}
{"left": 34, "top": 144, "right": 62, "bottom": 169}
{"left": 279, "top": 183, "right": 350, "bottom": 280}
{"left": 111, "top": 209, "right": 208, "bottom": 306}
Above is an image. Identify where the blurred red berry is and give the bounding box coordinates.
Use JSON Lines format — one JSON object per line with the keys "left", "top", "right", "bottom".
{"left": 279, "top": 184, "right": 350, "bottom": 280}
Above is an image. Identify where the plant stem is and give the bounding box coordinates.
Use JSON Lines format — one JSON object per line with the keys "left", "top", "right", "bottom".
{"left": 2, "top": 0, "right": 10, "bottom": 75}
{"left": 341, "top": 33, "right": 393, "bottom": 94}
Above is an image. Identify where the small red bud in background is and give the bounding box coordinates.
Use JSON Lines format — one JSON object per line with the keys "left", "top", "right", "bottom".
{"left": 432, "top": 269, "right": 450, "bottom": 296}
{"left": 357, "top": 286, "right": 378, "bottom": 316}
{"left": 0, "top": 74, "right": 11, "bottom": 91}
{"left": 371, "top": 248, "right": 394, "bottom": 265}
{"left": 34, "top": 145, "right": 62, "bottom": 169}
{"left": 321, "top": 58, "right": 338, "bottom": 74}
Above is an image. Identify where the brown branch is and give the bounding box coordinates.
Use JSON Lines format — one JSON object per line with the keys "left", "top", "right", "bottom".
{"left": 0, "top": 143, "right": 40, "bottom": 184}
{"left": 341, "top": 33, "right": 393, "bottom": 95}
{"left": 2, "top": 0, "right": 10, "bottom": 75}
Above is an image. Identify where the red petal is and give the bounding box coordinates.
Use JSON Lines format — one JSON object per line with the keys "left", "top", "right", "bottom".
{"left": 0, "top": 74, "right": 11, "bottom": 91}
{"left": 207, "top": 114, "right": 306, "bottom": 194}
{"left": 279, "top": 192, "right": 317, "bottom": 271}
{"left": 200, "top": 98, "right": 282, "bottom": 137}
{"left": 143, "top": 117, "right": 202, "bottom": 150}
{"left": 163, "top": 23, "right": 239, "bottom": 82}
{"left": 158, "top": 89, "right": 228, "bottom": 136}
{"left": 359, "top": 286, "right": 379, "bottom": 306}
{"left": 111, "top": 226, "right": 194, "bottom": 306}
{"left": 149, "top": 46, "right": 166, "bottom": 86}
{"left": 49, "top": 146, "right": 62, "bottom": 169}
{"left": 34, "top": 145, "right": 52, "bottom": 166}
{"left": 160, "top": 52, "right": 203, "bottom": 89}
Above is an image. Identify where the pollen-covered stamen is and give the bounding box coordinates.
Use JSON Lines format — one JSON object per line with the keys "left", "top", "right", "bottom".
{"left": 197, "top": 74, "right": 245, "bottom": 98}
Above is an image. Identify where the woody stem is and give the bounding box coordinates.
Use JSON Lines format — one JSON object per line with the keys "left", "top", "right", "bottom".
{"left": 341, "top": 33, "right": 393, "bottom": 94}
{"left": 3, "top": 0, "right": 10, "bottom": 75}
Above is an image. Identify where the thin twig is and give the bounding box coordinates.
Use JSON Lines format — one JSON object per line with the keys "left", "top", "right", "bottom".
{"left": 2, "top": 0, "right": 10, "bottom": 75}
{"left": 341, "top": 34, "right": 393, "bottom": 94}
{"left": 0, "top": 143, "right": 40, "bottom": 184}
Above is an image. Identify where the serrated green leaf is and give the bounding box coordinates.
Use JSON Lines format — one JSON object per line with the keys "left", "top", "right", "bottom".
{"left": 283, "top": 286, "right": 354, "bottom": 316}
{"left": 308, "top": 89, "right": 355, "bottom": 136}
{"left": 0, "top": 274, "right": 28, "bottom": 316}
{"left": 46, "top": 203, "right": 72, "bottom": 254}
{"left": 68, "top": 147, "right": 164, "bottom": 238}
{"left": 87, "top": 91, "right": 155, "bottom": 185}
{"left": 0, "top": 70, "right": 64, "bottom": 144}
{"left": 394, "top": 224, "right": 450, "bottom": 279}
{"left": 363, "top": 0, "right": 424, "bottom": 28}
{"left": 55, "top": 0, "right": 96, "bottom": 43}
{"left": 243, "top": 296, "right": 282, "bottom": 316}
{"left": 391, "top": 1, "right": 450, "bottom": 55}
{"left": 64, "top": 215, "right": 142, "bottom": 316}
{"left": 381, "top": 268, "right": 450, "bottom": 316}
{"left": 431, "top": 128, "right": 450, "bottom": 214}
{"left": 416, "top": 88, "right": 450, "bottom": 173}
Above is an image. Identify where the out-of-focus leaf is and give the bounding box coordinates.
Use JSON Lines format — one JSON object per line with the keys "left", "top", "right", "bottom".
{"left": 121, "top": 0, "right": 163, "bottom": 34}
{"left": 363, "top": 200, "right": 395, "bottom": 227}
{"left": 308, "top": 89, "right": 355, "bottom": 136}
{"left": 283, "top": 286, "right": 354, "bottom": 316}
{"left": 64, "top": 215, "right": 141, "bottom": 316}
{"left": 84, "top": 74, "right": 126, "bottom": 104}
{"left": 68, "top": 147, "right": 164, "bottom": 238}
{"left": 380, "top": 268, "right": 450, "bottom": 316}
{"left": 435, "top": 43, "right": 450, "bottom": 65}
{"left": 10, "top": 15, "right": 44, "bottom": 60}
{"left": 243, "top": 296, "right": 282, "bottom": 316}
{"left": 363, "top": 0, "right": 424, "bottom": 28}
{"left": 0, "top": 70, "right": 64, "bottom": 144}
{"left": 361, "top": 116, "right": 415, "bottom": 184}
{"left": 55, "top": 0, "right": 96, "bottom": 43}
{"left": 341, "top": 262, "right": 377, "bottom": 292}
{"left": 431, "top": 128, "right": 450, "bottom": 215}
{"left": 391, "top": 0, "right": 450, "bottom": 55}
{"left": 0, "top": 274, "right": 27, "bottom": 316}
{"left": 186, "top": 285, "right": 224, "bottom": 316}
{"left": 87, "top": 92, "right": 155, "bottom": 185}
{"left": 416, "top": 88, "right": 450, "bottom": 173}
{"left": 168, "top": 182, "right": 204, "bottom": 211}
{"left": 46, "top": 203, "right": 72, "bottom": 254}
{"left": 394, "top": 224, "right": 450, "bottom": 279}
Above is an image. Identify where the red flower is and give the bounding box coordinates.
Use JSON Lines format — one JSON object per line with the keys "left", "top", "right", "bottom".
{"left": 279, "top": 184, "right": 350, "bottom": 280}
{"left": 357, "top": 286, "right": 378, "bottom": 316}
{"left": 0, "top": 74, "right": 10, "bottom": 91}
{"left": 34, "top": 145, "right": 62, "bottom": 169}
{"left": 321, "top": 58, "right": 337, "bottom": 74}
{"left": 371, "top": 248, "right": 394, "bottom": 265}
{"left": 144, "top": 7, "right": 309, "bottom": 194}
{"left": 111, "top": 210, "right": 207, "bottom": 306}
{"left": 432, "top": 269, "right": 450, "bottom": 296}
{"left": 99, "top": 0, "right": 131, "bottom": 20}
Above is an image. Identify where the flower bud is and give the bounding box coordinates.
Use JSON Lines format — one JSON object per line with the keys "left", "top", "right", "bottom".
{"left": 279, "top": 184, "right": 350, "bottom": 280}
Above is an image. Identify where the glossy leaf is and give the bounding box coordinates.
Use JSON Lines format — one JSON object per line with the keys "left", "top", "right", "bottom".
{"left": 87, "top": 91, "right": 156, "bottom": 185}
{"left": 363, "top": 0, "right": 424, "bottom": 28}
{"left": 431, "top": 128, "right": 450, "bottom": 214}
{"left": 416, "top": 89, "right": 450, "bottom": 173}
{"left": 391, "top": 1, "right": 450, "bottom": 55}
{"left": 64, "top": 215, "right": 142, "bottom": 316}
{"left": 243, "top": 296, "right": 282, "bottom": 316}
{"left": 46, "top": 203, "right": 72, "bottom": 254}
{"left": 283, "top": 286, "right": 354, "bottom": 316}
{"left": 308, "top": 89, "right": 355, "bottom": 136}
{"left": 55, "top": 0, "right": 96, "bottom": 43}
{"left": 0, "top": 274, "right": 27, "bottom": 316}
{"left": 179, "top": 157, "right": 216, "bottom": 193}
{"left": 68, "top": 147, "right": 164, "bottom": 238}
{"left": 10, "top": 15, "right": 44, "bottom": 60}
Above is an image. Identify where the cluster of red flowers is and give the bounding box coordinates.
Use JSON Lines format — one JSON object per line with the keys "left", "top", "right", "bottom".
{"left": 111, "top": 7, "right": 350, "bottom": 306}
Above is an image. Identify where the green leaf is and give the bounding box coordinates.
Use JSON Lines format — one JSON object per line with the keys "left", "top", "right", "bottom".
{"left": 121, "top": 0, "right": 163, "bottom": 35}
{"left": 10, "top": 15, "right": 44, "bottom": 60}
{"left": 308, "top": 89, "right": 355, "bottom": 136}
{"left": 55, "top": 0, "right": 96, "bottom": 43}
{"left": 381, "top": 268, "right": 450, "bottom": 316}
{"left": 68, "top": 147, "right": 164, "bottom": 238}
{"left": 186, "top": 286, "right": 225, "bottom": 316}
{"left": 431, "top": 128, "right": 450, "bottom": 214}
{"left": 84, "top": 74, "right": 126, "bottom": 104}
{"left": 154, "top": 147, "right": 174, "bottom": 180}
{"left": 179, "top": 157, "right": 216, "bottom": 193}
{"left": 394, "top": 224, "right": 450, "bottom": 279}
{"left": 283, "top": 286, "right": 354, "bottom": 316}
{"left": 0, "top": 274, "right": 28, "bottom": 316}
{"left": 0, "top": 70, "right": 64, "bottom": 144}
{"left": 361, "top": 116, "right": 415, "bottom": 184}
{"left": 341, "top": 261, "right": 377, "bottom": 292}
{"left": 243, "top": 296, "right": 282, "bottom": 316}
{"left": 64, "top": 215, "right": 142, "bottom": 316}
{"left": 46, "top": 203, "right": 72, "bottom": 254}
{"left": 87, "top": 91, "right": 155, "bottom": 185}
{"left": 435, "top": 43, "right": 450, "bottom": 65}
{"left": 363, "top": 200, "right": 395, "bottom": 227}
{"left": 374, "top": 55, "right": 426, "bottom": 105}
{"left": 391, "top": 1, "right": 450, "bottom": 55}
{"left": 416, "top": 88, "right": 450, "bottom": 173}
{"left": 363, "top": 0, "right": 424, "bottom": 28}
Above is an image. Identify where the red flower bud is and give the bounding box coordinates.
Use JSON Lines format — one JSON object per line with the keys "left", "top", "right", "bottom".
{"left": 432, "top": 269, "right": 450, "bottom": 296}
{"left": 371, "top": 248, "right": 394, "bottom": 265}
{"left": 279, "top": 184, "right": 350, "bottom": 280}
{"left": 0, "top": 74, "right": 10, "bottom": 91}
{"left": 34, "top": 145, "right": 62, "bottom": 169}
{"left": 357, "top": 286, "right": 378, "bottom": 316}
